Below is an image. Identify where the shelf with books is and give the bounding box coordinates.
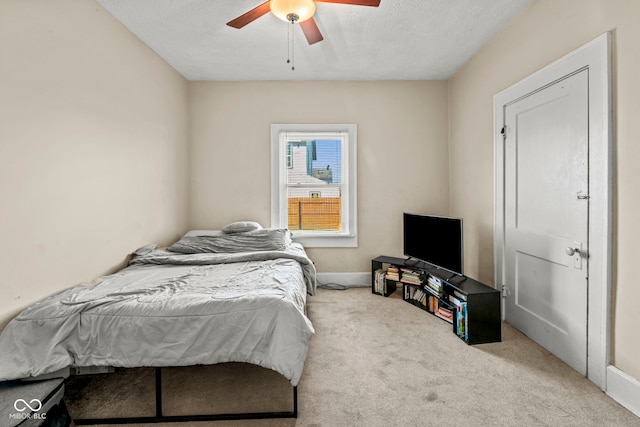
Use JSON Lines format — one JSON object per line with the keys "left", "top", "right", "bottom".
{"left": 372, "top": 255, "right": 501, "bottom": 345}
{"left": 371, "top": 257, "right": 400, "bottom": 297}
{"left": 404, "top": 282, "right": 454, "bottom": 323}
{"left": 399, "top": 267, "right": 423, "bottom": 287}
{"left": 403, "top": 283, "right": 428, "bottom": 309}
{"left": 448, "top": 291, "right": 468, "bottom": 341}
{"left": 373, "top": 268, "right": 397, "bottom": 297}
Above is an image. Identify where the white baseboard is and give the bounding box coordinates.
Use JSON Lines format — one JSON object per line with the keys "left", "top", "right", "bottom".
{"left": 316, "top": 272, "right": 369, "bottom": 288}
{"left": 606, "top": 365, "right": 640, "bottom": 417}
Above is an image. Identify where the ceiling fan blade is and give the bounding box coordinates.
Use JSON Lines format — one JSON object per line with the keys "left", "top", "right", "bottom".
{"left": 314, "top": 0, "right": 381, "bottom": 6}
{"left": 300, "top": 17, "right": 324, "bottom": 45}
{"left": 226, "top": 1, "right": 272, "bottom": 29}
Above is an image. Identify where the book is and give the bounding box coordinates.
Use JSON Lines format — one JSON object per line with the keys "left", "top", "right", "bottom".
{"left": 428, "top": 295, "right": 437, "bottom": 313}
{"left": 426, "top": 275, "right": 443, "bottom": 293}
{"left": 385, "top": 266, "right": 400, "bottom": 281}
{"left": 429, "top": 275, "right": 442, "bottom": 287}
{"left": 454, "top": 299, "right": 468, "bottom": 340}
{"left": 400, "top": 269, "right": 423, "bottom": 285}
{"left": 435, "top": 308, "right": 454, "bottom": 324}
{"left": 374, "top": 269, "right": 387, "bottom": 294}
{"left": 423, "top": 285, "right": 440, "bottom": 298}
{"left": 453, "top": 289, "right": 467, "bottom": 301}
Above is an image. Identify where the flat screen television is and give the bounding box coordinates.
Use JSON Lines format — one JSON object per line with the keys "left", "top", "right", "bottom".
{"left": 403, "top": 213, "right": 463, "bottom": 275}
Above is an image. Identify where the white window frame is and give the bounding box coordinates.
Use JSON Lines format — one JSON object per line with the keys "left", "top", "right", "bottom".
{"left": 270, "top": 124, "right": 357, "bottom": 248}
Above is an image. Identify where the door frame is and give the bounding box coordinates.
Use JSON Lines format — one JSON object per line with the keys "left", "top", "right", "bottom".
{"left": 493, "top": 33, "right": 612, "bottom": 389}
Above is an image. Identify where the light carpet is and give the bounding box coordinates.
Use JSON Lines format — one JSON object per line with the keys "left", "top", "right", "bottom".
{"left": 64, "top": 287, "right": 639, "bottom": 426}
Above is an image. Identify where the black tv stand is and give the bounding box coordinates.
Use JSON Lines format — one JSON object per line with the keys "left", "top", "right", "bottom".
{"left": 371, "top": 255, "right": 501, "bottom": 345}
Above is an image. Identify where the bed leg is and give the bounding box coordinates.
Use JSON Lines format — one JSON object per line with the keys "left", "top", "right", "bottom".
{"left": 155, "top": 367, "right": 163, "bottom": 418}
{"left": 293, "top": 385, "right": 298, "bottom": 418}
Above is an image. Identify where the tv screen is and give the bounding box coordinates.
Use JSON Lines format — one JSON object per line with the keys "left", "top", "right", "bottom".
{"left": 403, "top": 213, "right": 463, "bottom": 275}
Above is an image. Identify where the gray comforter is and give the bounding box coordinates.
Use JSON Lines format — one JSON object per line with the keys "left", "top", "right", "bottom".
{"left": 0, "top": 243, "right": 316, "bottom": 385}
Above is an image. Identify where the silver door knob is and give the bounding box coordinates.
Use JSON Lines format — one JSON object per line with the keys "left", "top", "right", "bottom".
{"left": 566, "top": 247, "right": 579, "bottom": 256}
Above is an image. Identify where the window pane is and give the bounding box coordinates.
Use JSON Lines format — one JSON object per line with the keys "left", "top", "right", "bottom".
{"left": 286, "top": 139, "right": 342, "bottom": 231}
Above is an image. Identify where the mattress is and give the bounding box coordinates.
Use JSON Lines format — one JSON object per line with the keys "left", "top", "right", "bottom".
{"left": 0, "top": 243, "right": 316, "bottom": 386}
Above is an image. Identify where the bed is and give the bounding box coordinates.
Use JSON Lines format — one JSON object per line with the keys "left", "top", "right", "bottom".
{"left": 0, "top": 223, "right": 316, "bottom": 423}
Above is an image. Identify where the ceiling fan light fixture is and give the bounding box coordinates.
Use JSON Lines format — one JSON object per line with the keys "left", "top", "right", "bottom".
{"left": 270, "top": 0, "right": 316, "bottom": 23}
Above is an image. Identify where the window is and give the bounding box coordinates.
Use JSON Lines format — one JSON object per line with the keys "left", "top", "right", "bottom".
{"left": 271, "top": 124, "right": 357, "bottom": 247}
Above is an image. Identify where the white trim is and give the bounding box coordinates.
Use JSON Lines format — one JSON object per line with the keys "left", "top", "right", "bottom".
{"left": 493, "top": 33, "right": 612, "bottom": 389}
{"left": 316, "top": 272, "right": 370, "bottom": 288}
{"left": 606, "top": 366, "right": 640, "bottom": 417}
{"left": 270, "top": 124, "right": 358, "bottom": 247}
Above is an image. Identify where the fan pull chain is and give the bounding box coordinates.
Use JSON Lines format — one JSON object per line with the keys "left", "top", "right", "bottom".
{"left": 286, "top": 19, "right": 291, "bottom": 66}
{"left": 287, "top": 18, "right": 295, "bottom": 70}
{"left": 291, "top": 22, "right": 295, "bottom": 71}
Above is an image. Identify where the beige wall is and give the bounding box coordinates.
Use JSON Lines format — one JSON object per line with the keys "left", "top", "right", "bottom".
{"left": 448, "top": 0, "right": 640, "bottom": 380}
{"left": 188, "top": 81, "right": 449, "bottom": 273}
{"left": 0, "top": 0, "right": 189, "bottom": 327}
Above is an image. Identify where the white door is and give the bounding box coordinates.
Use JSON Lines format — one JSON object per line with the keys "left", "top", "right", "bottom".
{"left": 503, "top": 69, "right": 589, "bottom": 375}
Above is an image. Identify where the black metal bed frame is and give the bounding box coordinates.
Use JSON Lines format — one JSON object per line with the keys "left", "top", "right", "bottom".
{"left": 72, "top": 367, "right": 298, "bottom": 424}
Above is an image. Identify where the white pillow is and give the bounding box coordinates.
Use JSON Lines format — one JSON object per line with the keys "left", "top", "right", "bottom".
{"left": 222, "top": 221, "right": 263, "bottom": 234}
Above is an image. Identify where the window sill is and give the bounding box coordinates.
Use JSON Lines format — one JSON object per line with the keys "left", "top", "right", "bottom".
{"left": 292, "top": 233, "right": 357, "bottom": 248}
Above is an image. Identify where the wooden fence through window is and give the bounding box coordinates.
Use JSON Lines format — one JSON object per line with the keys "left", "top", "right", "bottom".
{"left": 288, "top": 197, "right": 341, "bottom": 231}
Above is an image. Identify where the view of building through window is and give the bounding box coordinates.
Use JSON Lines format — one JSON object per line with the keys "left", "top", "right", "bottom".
{"left": 286, "top": 139, "right": 342, "bottom": 231}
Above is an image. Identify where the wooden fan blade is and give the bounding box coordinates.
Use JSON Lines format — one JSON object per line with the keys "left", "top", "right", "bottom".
{"left": 226, "top": 1, "right": 271, "bottom": 29}
{"left": 314, "top": 0, "right": 381, "bottom": 6}
{"left": 300, "top": 17, "right": 324, "bottom": 45}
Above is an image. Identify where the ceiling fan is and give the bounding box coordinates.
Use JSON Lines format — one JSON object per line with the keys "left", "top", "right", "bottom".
{"left": 226, "top": 0, "right": 381, "bottom": 45}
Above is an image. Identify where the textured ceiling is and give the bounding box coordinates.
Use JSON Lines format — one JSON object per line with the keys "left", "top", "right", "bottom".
{"left": 95, "top": 0, "right": 533, "bottom": 81}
